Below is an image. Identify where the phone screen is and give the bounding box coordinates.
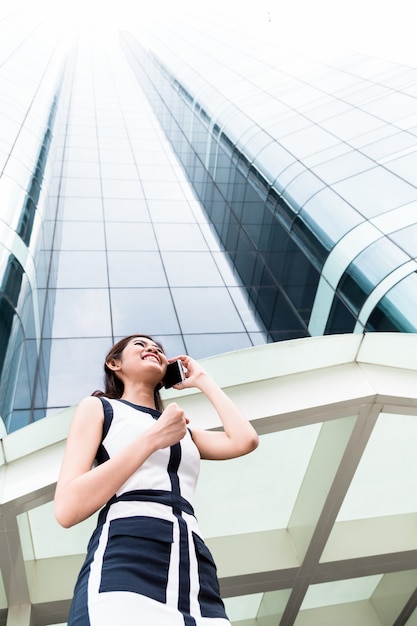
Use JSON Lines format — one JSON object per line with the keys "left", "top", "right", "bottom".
{"left": 163, "top": 360, "right": 185, "bottom": 388}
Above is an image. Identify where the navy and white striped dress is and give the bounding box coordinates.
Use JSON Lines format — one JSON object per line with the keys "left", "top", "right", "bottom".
{"left": 68, "top": 397, "right": 230, "bottom": 626}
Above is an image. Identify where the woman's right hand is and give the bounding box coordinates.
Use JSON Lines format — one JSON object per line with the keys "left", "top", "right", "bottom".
{"left": 152, "top": 402, "right": 189, "bottom": 449}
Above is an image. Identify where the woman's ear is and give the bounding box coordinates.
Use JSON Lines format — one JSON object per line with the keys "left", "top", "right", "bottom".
{"left": 106, "top": 358, "right": 121, "bottom": 372}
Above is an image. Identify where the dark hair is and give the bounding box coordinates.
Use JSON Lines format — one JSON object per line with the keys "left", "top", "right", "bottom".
{"left": 92, "top": 334, "right": 165, "bottom": 411}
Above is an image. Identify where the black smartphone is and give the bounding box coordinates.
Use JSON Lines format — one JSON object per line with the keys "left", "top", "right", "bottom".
{"left": 163, "top": 360, "right": 186, "bottom": 388}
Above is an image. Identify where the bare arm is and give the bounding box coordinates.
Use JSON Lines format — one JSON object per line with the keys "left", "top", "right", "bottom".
{"left": 54, "top": 396, "right": 188, "bottom": 528}
{"left": 172, "top": 356, "right": 259, "bottom": 460}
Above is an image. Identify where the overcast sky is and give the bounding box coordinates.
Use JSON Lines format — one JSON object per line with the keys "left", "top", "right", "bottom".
{"left": 10, "top": 0, "right": 417, "bottom": 68}
{"left": 64, "top": 0, "right": 416, "bottom": 65}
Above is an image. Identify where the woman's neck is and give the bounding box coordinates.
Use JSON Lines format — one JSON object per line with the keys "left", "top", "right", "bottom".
{"left": 121, "top": 382, "right": 156, "bottom": 409}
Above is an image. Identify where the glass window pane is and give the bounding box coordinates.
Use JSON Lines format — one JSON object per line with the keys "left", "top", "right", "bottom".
{"left": 47, "top": 337, "right": 111, "bottom": 407}
{"left": 161, "top": 252, "right": 223, "bottom": 286}
{"left": 110, "top": 288, "right": 181, "bottom": 336}
{"left": 51, "top": 289, "right": 112, "bottom": 337}
{"left": 56, "top": 251, "right": 108, "bottom": 288}
{"left": 333, "top": 167, "right": 417, "bottom": 218}
{"left": 385, "top": 150, "right": 417, "bottom": 186}
{"left": 279, "top": 124, "right": 339, "bottom": 159}
{"left": 312, "top": 150, "right": 375, "bottom": 184}
{"left": 103, "top": 198, "right": 150, "bottom": 222}
{"left": 105, "top": 222, "right": 158, "bottom": 250}
{"left": 301, "top": 189, "right": 363, "bottom": 248}
{"left": 108, "top": 251, "right": 167, "bottom": 287}
{"left": 172, "top": 287, "right": 245, "bottom": 333}
{"left": 59, "top": 221, "right": 105, "bottom": 250}
{"left": 154, "top": 224, "right": 208, "bottom": 251}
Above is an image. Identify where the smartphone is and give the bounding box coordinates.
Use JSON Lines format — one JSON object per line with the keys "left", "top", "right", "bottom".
{"left": 163, "top": 360, "right": 186, "bottom": 388}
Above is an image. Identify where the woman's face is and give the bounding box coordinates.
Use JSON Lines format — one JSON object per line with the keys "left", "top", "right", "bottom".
{"left": 109, "top": 336, "right": 168, "bottom": 383}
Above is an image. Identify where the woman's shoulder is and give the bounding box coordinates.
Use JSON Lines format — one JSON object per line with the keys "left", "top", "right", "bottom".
{"left": 73, "top": 395, "right": 105, "bottom": 425}
{"left": 78, "top": 395, "right": 106, "bottom": 409}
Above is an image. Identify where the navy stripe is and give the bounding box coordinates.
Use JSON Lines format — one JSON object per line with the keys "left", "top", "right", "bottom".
{"left": 166, "top": 443, "right": 197, "bottom": 626}
{"left": 101, "top": 489, "right": 195, "bottom": 519}
{"left": 95, "top": 398, "right": 114, "bottom": 465}
{"left": 168, "top": 443, "right": 181, "bottom": 498}
{"left": 117, "top": 399, "right": 161, "bottom": 419}
{"left": 178, "top": 516, "right": 193, "bottom": 621}
{"left": 67, "top": 525, "right": 103, "bottom": 625}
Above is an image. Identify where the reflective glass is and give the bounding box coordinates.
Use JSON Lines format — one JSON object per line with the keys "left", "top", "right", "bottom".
{"left": 339, "top": 238, "right": 410, "bottom": 312}
{"left": 55, "top": 251, "right": 108, "bottom": 288}
{"left": 99, "top": 163, "right": 139, "bottom": 180}
{"left": 154, "top": 223, "right": 209, "bottom": 251}
{"left": 303, "top": 99, "right": 351, "bottom": 123}
{"left": 301, "top": 189, "right": 363, "bottom": 248}
{"left": 140, "top": 180, "right": 187, "bottom": 200}
{"left": 108, "top": 251, "right": 167, "bottom": 287}
{"left": 239, "top": 127, "right": 271, "bottom": 161}
{"left": 148, "top": 199, "right": 196, "bottom": 223}
{"left": 367, "top": 273, "right": 417, "bottom": 332}
{"left": 283, "top": 169, "right": 325, "bottom": 209}
{"left": 105, "top": 222, "right": 158, "bottom": 250}
{"left": 60, "top": 177, "right": 102, "bottom": 198}
{"left": 256, "top": 141, "right": 297, "bottom": 183}
{"left": 244, "top": 98, "right": 289, "bottom": 124}
{"left": 348, "top": 124, "right": 398, "bottom": 150}
{"left": 390, "top": 222, "right": 417, "bottom": 256}
{"left": 333, "top": 167, "right": 417, "bottom": 218}
{"left": 280, "top": 84, "right": 325, "bottom": 108}
{"left": 320, "top": 108, "right": 383, "bottom": 141}
{"left": 101, "top": 179, "right": 144, "bottom": 199}
{"left": 103, "top": 198, "right": 150, "bottom": 222}
{"left": 161, "top": 251, "right": 224, "bottom": 286}
{"left": 274, "top": 161, "right": 305, "bottom": 195}
{"left": 59, "top": 221, "right": 105, "bottom": 250}
{"left": 228, "top": 286, "right": 266, "bottom": 332}
{"left": 57, "top": 197, "right": 103, "bottom": 220}
{"left": 385, "top": 150, "right": 417, "bottom": 186}
{"left": 110, "top": 287, "right": 181, "bottom": 336}
{"left": 360, "top": 131, "right": 417, "bottom": 160}
{"left": 99, "top": 149, "right": 134, "bottom": 163}
{"left": 51, "top": 289, "right": 112, "bottom": 337}
{"left": 65, "top": 147, "right": 99, "bottom": 162}
{"left": 303, "top": 143, "right": 352, "bottom": 169}
{"left": 172, "top": 287, "right": 246, "bottom": 333}
{"left": 184, "top": 332, "right": 253, "bottom": 359}
{"left": 46, "top": 337, "right": 112, "bottom": 407}
{"left": 341, "top": 83, "right": 389, "bottom": 106}
{"left": 278, "top": 124, "right": 339, "bottom": 158}
{"left": 267, "top": 115, "right": 310, "bottom": 140}
{"left": 312, "top": 149, "right": 375, "bottom": 184}
{"left": 362, "top": 91, "right": 417, "bottom": 122}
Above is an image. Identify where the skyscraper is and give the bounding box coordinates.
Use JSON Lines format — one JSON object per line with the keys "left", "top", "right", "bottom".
{"left": 2, "top": 3, "right": 417, "bottom": 433}
{"left": 1, "top": 3, "right": 417, "bottom": 625}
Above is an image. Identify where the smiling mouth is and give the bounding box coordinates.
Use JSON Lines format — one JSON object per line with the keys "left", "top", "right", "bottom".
{"left": 143, "top": 355, "right": 160, "bottom": 363}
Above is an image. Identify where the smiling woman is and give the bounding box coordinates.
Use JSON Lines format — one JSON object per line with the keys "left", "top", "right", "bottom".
{"left": 54, "top": 333, "right": 258, "bottom": 626}
{"left": 91, "top": 335, "right": 167, "bottom": 410}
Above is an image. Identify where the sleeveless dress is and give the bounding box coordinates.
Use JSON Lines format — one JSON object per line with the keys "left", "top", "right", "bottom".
{"left": 67, "top": 397, "right": 230, "bottom": 626}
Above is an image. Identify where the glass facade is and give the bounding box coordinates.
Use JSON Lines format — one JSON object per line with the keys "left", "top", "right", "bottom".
{"left": 0, "top": 18, "right": 268, "bottom": 432}
{"left": 120, "top": 25, "right": 417, "bottom": 342}
{"left": 2, "top": 9, "right": 417, "bottom": 434}
{"left": 0, "top": 8, "right": 68, "bottom": 431}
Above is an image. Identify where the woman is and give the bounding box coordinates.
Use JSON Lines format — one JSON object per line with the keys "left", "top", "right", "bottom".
{"left": 54, "top": 334, "right": 259, "bottom": 625}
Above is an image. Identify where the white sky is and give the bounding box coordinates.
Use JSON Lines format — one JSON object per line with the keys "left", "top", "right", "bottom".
{"left": 39, "top": 0, "right": 417, "bottom": 68}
